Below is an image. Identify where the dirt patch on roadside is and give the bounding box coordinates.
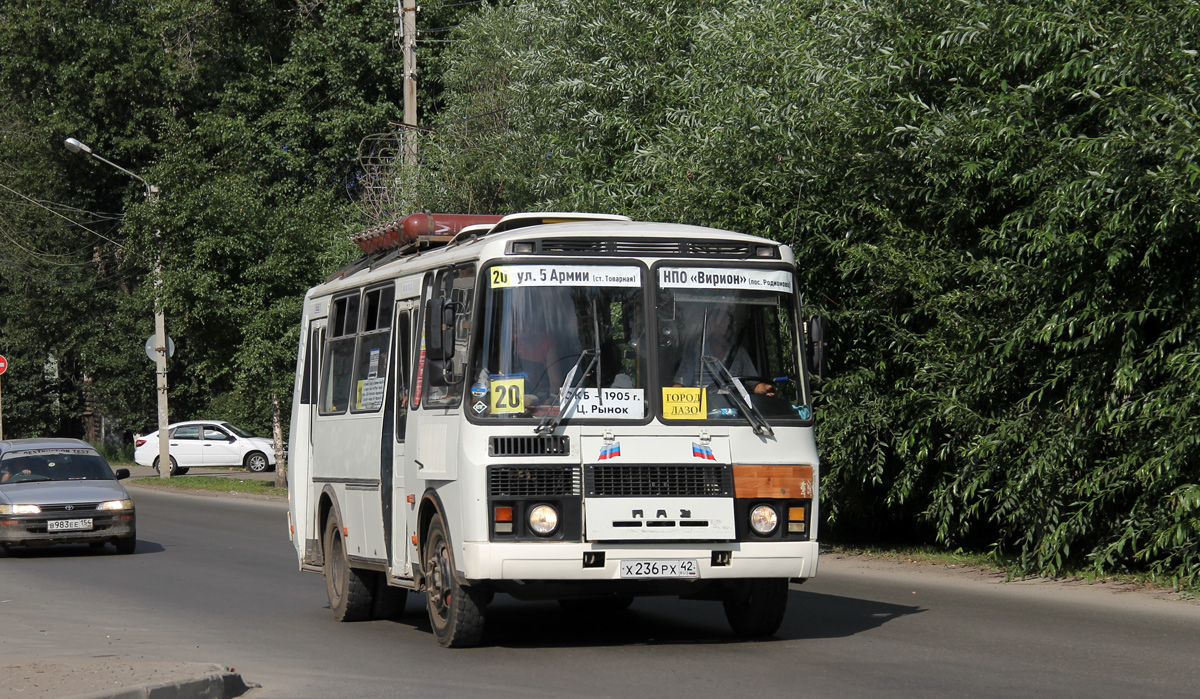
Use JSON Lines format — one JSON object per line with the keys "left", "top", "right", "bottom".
{"left": 823, "top": 551, "right": 1199, "bottom": 607}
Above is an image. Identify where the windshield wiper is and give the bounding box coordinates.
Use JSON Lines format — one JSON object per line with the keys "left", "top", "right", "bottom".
{"left": 535, "top": 349, "right": 599, "bottom": 434}
{"left": 701, "top": 354, "right": 775, "bottom": 438}
{"left": 535, "top": 298, "right": 603, "bottom": 434}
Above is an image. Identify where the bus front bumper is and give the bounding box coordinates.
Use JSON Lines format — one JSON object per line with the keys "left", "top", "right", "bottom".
{"left": 460, "top": 540, "right": 818, "bottom": 582}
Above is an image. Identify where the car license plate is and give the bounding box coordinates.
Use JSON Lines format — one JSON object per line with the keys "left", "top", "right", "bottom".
{"left": 619, "top": 559, "right": 699, "bottom": 579}
{"left": 48, "top": 518, "right": 93, "bottom": 532}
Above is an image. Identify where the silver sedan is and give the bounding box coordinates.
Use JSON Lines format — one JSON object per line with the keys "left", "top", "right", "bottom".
{"left": 0, "top": 438, "right": 136, "bottom": 554}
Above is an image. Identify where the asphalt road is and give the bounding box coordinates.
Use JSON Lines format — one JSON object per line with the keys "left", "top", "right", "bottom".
{"left": 2, "top": 486, "right": 1199, "bottom": 698}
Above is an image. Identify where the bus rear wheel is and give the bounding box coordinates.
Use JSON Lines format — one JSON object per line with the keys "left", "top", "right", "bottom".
{"left": 722, "top": 578, "right": 788, "bottom": 638}
{"left": 324, "top": 515, "right": 373, "bottom": 621}
{"left": 424, "top": 514, "right": 486, "bottom": 647}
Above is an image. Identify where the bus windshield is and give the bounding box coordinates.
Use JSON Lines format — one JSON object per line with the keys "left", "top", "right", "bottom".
{"left": 656, "top": 266, "right": 809, "bottom": 423}
{"left": 470, "top": 264, "right": 647, "bottom": 420}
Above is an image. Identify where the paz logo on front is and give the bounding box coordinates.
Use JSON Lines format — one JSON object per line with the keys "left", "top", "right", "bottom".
{"left": 691, "top": 443, "right": 716, "bottom": 460}
{"left": 598, "top": 443, "right": 621, "bottom": 460}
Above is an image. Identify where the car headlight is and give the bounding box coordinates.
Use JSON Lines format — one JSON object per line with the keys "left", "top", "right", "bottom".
{"left": 749, "top": 504, "right": 779, "bottom": 535}
{"left": 0, "top": 504, "right": 41, "bottom": 515}
{"left": 99, "top": 499, "right": 134, "bottom": 511}
{"left": 528, "top": 504, "right": 559, "bottom": 536}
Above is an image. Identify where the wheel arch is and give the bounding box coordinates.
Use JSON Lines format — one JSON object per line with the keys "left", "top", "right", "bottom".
{"left": 416, "top": 490, "right": 450, "bottom": 581}
{"left": 317, "top": 485, "right": 343, "bottom": 565}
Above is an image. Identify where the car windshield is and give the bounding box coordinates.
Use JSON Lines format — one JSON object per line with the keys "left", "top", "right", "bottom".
{"left": 0, "top": 449, "right": 117, "bottom": 483}
{"left": 220, "top": 423, "right": 255, "bottom": 438}
{"left": 470, "top": 263, "right": 647, "bottom": 420}
{"left": 656, "top": 265, "right": 810, "bottom": 423}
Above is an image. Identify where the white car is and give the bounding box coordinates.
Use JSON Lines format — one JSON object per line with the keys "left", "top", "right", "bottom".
{"left": 134, "top": 420, "right": 280, "bottom": 475}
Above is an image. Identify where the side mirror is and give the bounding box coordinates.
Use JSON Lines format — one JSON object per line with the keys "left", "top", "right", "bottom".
{"left": 807, "top": 315, "right": 829, "bottom": 381}
{"left": 424, "top": 297, "right": 457, "bottom": 361}
{"left": 114, "top": 468, "right": 130, "bottom": 480}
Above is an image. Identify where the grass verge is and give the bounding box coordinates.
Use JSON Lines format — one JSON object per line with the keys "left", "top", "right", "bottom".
{"left": 825, "top": 543, "right": 1195, "bottom": 597}
{"left": 129, "top": 475, "right": 287, "bottom": 498}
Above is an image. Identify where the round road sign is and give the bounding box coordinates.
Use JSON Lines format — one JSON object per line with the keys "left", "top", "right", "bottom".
{"left": 0, "top": 355, "right": 7, "bottom": 375}
{"left": 144, "top": 336, "right": 176, "bottom": 362}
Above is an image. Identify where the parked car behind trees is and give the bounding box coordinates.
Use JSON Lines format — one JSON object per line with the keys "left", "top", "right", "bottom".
{"left": 134, "top": 420, "right": 279, "bottom": 475}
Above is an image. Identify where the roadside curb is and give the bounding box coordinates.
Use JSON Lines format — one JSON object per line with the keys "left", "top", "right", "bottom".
{"left": 3, "top": 658, "right": 253, "bottom": 699}
{"left": 69, "top": 667, "right": 250, "bottom": 699}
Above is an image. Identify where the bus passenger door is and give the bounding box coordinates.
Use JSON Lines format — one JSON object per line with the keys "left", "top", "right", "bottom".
{"left": 386, "top": 306, "right": 415, "bottom": 577}
{"left": 294, "top": 318, "right": 325, "bottom": 567}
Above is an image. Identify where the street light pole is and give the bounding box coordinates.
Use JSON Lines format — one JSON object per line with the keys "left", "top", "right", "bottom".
{"left": 65, "top": 137, "right": 171, "bottom": 480}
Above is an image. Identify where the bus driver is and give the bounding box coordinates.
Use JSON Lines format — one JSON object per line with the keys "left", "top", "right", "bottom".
{"left": 672, "top": 308, "right": 776, "bottom": 396}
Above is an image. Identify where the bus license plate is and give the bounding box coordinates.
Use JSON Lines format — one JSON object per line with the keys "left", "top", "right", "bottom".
{"left": 620, "top": 559, "right": 699, "bottom": 579}
{"left": 48, "top": 519, "right": 93, "bottom": 532}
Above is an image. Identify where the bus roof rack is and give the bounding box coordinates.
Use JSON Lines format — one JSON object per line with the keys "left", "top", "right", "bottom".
{"left": 449, "top": 212, "right": 633, "bottom": 244}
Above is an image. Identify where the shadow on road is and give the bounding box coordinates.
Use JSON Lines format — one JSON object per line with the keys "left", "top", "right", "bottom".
{"left": 0, "top": 538, "right": 167, "bottom": 558}
{"left": 375, "top": 588, "right": 922, "bottom": 649}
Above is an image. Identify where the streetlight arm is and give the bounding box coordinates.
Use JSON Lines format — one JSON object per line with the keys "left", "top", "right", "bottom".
{"left": 64, "top": 138, "right": 157, "bottom": 199}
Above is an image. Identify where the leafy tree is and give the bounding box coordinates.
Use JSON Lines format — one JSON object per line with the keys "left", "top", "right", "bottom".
{"left": 408, "top": 0, "right": 1200, "bottom": 587}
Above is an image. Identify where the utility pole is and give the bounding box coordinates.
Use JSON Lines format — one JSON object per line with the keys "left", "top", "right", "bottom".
{"left": 402, "top": 0, "right": 418, "bottom": 167}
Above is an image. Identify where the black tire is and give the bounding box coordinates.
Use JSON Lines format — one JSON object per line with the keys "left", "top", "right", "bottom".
{"left": 114, "top": 535, "right": 137, "bottom": 555}
{"left": 323, "top": 515, "right": 374, "bottom": 621}
{"left": 424, "top": 514, "right": 486, "bottom": 647}
{"left": 152, "top": 456, "right": 179, "bottom": 476}
{"left": 175, "top": 467, "right": 189, "bottom": 475}
{"left": 558, "top": 596, "right": 634, "bottom": 614}
{"left": 245, "top": 451, "right": 270, "bottom": 473}
{"left": 722, "top": 579, "right": 788, "bottom": 638}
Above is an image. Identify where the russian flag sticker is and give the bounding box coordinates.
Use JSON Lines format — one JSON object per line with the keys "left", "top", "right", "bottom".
{"left": 598, "top": 443, "right": 622, "bottom": 460}
{"left": 692, "top": 443, "right": 716, "bottom": 460}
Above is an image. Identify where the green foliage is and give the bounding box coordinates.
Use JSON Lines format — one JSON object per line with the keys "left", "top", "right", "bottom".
{"left": 413, "top": 0, "right": 1200, "bottom": 588}
{"left": 0, "top": 0, "right": 401, "bottom": 439}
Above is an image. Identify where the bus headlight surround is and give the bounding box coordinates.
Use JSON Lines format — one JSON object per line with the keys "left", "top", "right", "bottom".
{"left": 528, "top": 504, "right": 559, "bottom": 536}
{"left": 749, "top": 504, "right": 779, "bottom": 535}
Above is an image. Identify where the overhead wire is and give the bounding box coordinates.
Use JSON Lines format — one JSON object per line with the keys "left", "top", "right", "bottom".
{"left": 0, "top": 182, "right": 125, "bottom": 248}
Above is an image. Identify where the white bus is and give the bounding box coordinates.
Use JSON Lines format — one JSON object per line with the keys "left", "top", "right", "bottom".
{"left": 288, "top": 212, "right": 827, "bottom": 647}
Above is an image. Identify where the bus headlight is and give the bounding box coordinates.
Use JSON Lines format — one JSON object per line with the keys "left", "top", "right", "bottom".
{"left": 749, "top": 504, "right": 779, "bottom": 535}
{"left": 528, "top": 504, "right": 559, "bottom": 536}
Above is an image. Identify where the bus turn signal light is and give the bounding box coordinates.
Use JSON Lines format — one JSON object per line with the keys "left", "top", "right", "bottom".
{"left": 494, "top": 506, "right": 514, "bottom": 534}
{"left": 733, "top": 464, "right": 814, "bottom": 499}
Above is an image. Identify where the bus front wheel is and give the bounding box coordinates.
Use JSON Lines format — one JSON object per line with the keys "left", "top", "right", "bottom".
{"left": 324, "top": 515, "right": 373, "bottom": 621}
{"left": 424, "top": 514, "right": 486, "bottom": 647}
{"left": 722, "top": 578, "right": 788, "bottom": 638}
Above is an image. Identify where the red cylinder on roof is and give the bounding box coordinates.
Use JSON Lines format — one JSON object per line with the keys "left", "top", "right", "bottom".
{"left": 399, "top": 213, "right": 503, "bottom": 241}
{"left": 354, "top": 213, "right": 504, "bottom": 254}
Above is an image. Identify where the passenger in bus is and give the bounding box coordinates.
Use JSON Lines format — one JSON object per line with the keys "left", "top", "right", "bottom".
{"left": 512, "top": 292, "right": 582, "bottom": 404}
{"left": 515, "top": 326, "right": 575, "bottom": 403}
{"left": 672, "top": 309, "right": 775, "bottom": 396}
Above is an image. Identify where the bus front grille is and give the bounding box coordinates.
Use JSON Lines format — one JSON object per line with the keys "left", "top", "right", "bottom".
{"left": 585, "top": 464, "right": 733, "bottom": 497}
{"left": 489, "top": 465, "right": 582, "bottom": 497}
{"left": 489, "top": 435, "right": 570, "bottom": 457}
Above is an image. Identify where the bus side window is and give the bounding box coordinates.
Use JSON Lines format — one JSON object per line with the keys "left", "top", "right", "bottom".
{"left": 320, "top": 292, "right": 360, "bottom": 414}
{"left": 395, "top": 310, "right": 411, "bottom": 440}
{"left": 423, "top": 264, "right": 475, "bottom": 408}
{"left": 350, "top": 285, "right": 395, "bottom": 413}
